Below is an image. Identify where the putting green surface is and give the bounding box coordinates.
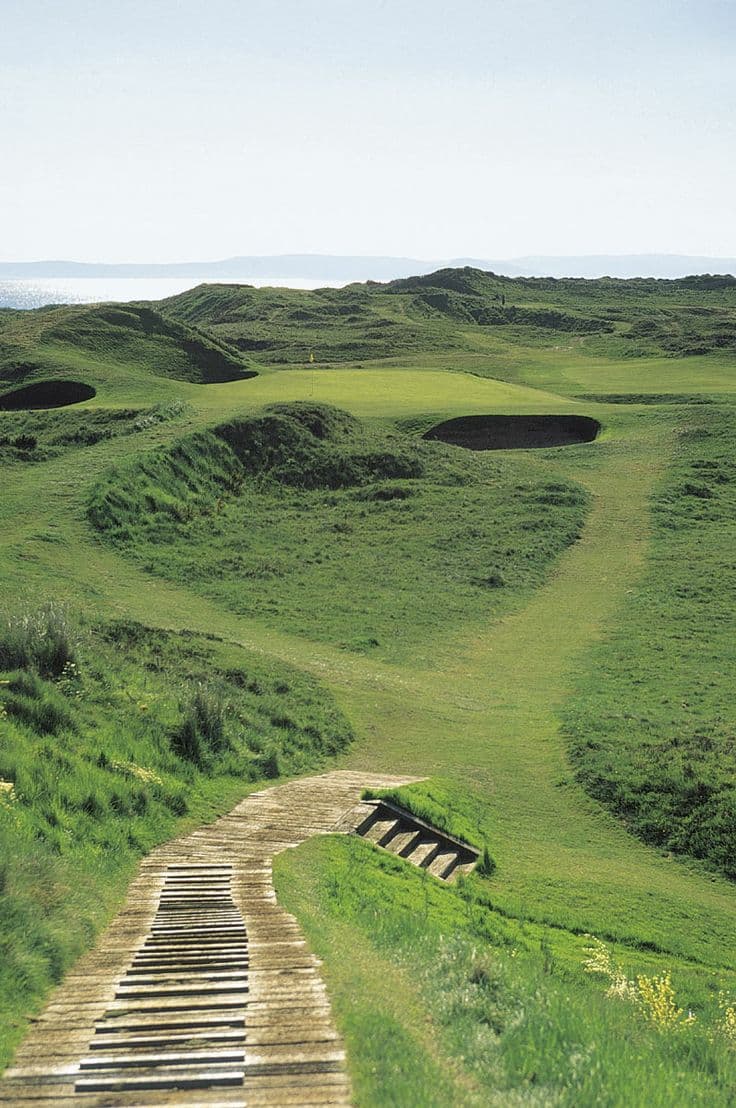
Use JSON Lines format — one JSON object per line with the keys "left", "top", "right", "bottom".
{"left": 188, "top": 367, "right": 581, "bottom": 416}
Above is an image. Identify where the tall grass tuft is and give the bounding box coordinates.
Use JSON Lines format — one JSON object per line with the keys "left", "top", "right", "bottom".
{"left": 171, "top": 683, "right": 230, "bottom": 766}
{"left": 0, "top": 604, "right": 77, "bottom": 678}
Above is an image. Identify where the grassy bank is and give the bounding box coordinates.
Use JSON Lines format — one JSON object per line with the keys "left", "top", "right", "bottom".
{"left": 276, "top": 826, "right": 736, "bottom": 1107}
{"left": 0, "top": 607, "right": 352, "bottom": 1068}
{"left": 564, "top": 406, "right": 736, "bottom": 876}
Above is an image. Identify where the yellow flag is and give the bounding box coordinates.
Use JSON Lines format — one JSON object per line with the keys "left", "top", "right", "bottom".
{"left": 309, "top": 352, "right": 315, "bottom": 363}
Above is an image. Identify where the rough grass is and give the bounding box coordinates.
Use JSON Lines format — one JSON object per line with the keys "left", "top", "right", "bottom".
{"left": 0, "top": 301, "right": 254, "bottom": 395}
{"left": 564, "top": 407, "right": 736, "bottom": 876}
{"left": 276, "top": 830, "right": 736, "bottom": 1107}
{"left": 0, "top": 611, "right": 352, "bottom": 1067}
{"left": 0, "top": 603, "right": 77, "bottom": 677}
{"left": 0, "top": 401, "right": 189, "bottom": 464}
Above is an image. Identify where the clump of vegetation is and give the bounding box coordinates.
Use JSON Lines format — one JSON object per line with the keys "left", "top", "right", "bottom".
{"left": 476, "top": 844, "right": 496, "bottom": 877}
{"left": 172, "top": 683, "right": 230, "bottom": 765}
{"left": 583, "top": 938, "right": 696, "bottom": 1028}
{"left": 0, "top": 602, "right": 77, "bottom": 677}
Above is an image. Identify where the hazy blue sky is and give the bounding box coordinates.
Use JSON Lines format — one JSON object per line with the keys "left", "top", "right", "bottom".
{"left": 2, "top": 0, "right": 734, "bottom": 261}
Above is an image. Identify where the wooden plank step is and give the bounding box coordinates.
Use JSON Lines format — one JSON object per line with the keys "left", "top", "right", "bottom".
{"left": 160, "top": 882, "right": 232, "bottom": 890}
{"left": 162, "top": 876, "right": 232, "bottom": 882}
{"left": 150, "top": 922, "right": 246, "bottom": 932}
{"left": 91, "top": 1029, "right": 245, "bottom": 1050}
{"left": 128, "top": 960, "right": 247, "bottom": 973}
{"left": 163, "top": 865, "right": 234, "bottom": 871}
{"left": 450, "top": 858, "right": 476, "bottom": 878}
{"left": 133, "top": 949, "right": 247, "bottom": 959}
{"left": 106, "top": 993, "right": 248, "bottom": 1012}
{"left": 243, "top": 1059, "right": 344, "bottom": 1077}
{"left": 426, "top": 849, "right": 460, "bottom": 878}
{"left": 383, "top": 828, "right": 420, "bottom": 855}
{"left": 95, "top": 1014, "right": 246, "bottom": 1033}
{"left": 75, "top": 1068, "right": 245, "bottom": 1093}
{"left": 137, "top": 953, "right": 247, "bottom": 964}
{"left": 404, "top": 838, "right": 441, "bottom": 866}
{"left": 115, "top": 981, "right": 247, "bottom": 999}
{"left": 117, "top": 978, "right": 248, "bottom": 994}
{"left": 144, "top": 934, "right": 247, "bottom": 944}
{"left": 79, "top": 1048, "right": 245, "bottom": 1070}
{"left": 134, "top": 947, "right": 247, "bottom": 958}
{"left": 148, "top": 931, "right": 246, "bottom": 941}
{"left": 360, "top": 817, "right": 398, "bottom": 843}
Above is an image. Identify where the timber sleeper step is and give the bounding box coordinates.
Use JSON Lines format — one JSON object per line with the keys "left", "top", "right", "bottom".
{"left": 353, "top": 799, "right": 479, "bottom": 881}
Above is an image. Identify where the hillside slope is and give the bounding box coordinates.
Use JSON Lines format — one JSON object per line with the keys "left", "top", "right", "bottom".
{"left": 0, "top": 302, "right": 255, "bottom": 393}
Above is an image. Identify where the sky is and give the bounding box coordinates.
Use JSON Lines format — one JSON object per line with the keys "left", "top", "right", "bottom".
{"left": 1, "top": 0, "right": 735, "bottom": 262}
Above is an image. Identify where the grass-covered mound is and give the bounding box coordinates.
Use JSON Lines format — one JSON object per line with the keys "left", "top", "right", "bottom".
{"left": 564, "top": 407, "right": 736, "bottom": 877}
{"left": 0, "top": 302, "right": 255, "bottom": 391}
{"left": 0, "top": 606, "right": 352, "bottom": 1067}
{"left": 275, "top": 785, "right": 736, "bottom": 1106}
{"left": 159, "top": 282, "right": 444, "bottom": 363}
{"left": 87, "top": 402, "right": 589, "bottom": 662}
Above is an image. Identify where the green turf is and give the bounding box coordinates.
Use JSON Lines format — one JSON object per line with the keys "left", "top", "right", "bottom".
{"left": 1, "top": 269, "right": 736, "bottom": 1100}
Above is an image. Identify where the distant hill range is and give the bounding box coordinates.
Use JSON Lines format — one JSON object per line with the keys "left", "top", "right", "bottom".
{"left": 2, "top": 254, "right": 736, "bottom": 281}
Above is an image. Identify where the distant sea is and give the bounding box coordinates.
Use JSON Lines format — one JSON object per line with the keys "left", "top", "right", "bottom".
{"left": 0, "top": 276, "right": 347, "bottom": 310}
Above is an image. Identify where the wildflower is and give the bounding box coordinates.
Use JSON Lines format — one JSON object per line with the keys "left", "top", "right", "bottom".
{"left": 712, "top": 994, "right": 736, "bottom": 1045}
{"left": 583, "top": 937, "right": 639, "bottom": 1003}
{"left": 636, "top": 972, "right": 695, "bottom": 1031}
{"left": 0, "top": 780, "right": 17, "bottom": 803}
{"left": 110, "top": 760, "right": 162, "bottom": 785}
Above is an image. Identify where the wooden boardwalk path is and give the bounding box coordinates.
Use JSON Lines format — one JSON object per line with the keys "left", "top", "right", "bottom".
{"left": 0, "top": 770, "right": 416, "bottom": 1107}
